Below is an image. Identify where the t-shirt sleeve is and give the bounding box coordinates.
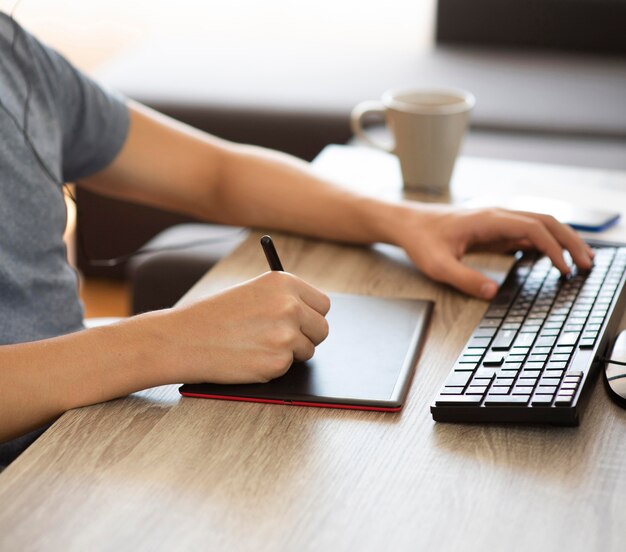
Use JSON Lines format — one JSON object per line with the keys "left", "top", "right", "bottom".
{"left": 27, "top": 33, "right": 130, "bottom": 182}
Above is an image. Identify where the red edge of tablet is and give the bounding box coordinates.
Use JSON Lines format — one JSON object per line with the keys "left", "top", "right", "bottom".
{"left": 180, "top": 392, "right": 402, "bottom": 412}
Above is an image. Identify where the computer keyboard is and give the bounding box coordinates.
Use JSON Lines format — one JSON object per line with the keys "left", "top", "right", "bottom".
{"left": 431, "top": 241, "right": 626, "bottom": 425}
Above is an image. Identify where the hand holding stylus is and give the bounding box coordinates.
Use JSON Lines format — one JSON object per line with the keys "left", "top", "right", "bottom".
{"left": 163, "top": 236, "right": 330, "bottom": 385}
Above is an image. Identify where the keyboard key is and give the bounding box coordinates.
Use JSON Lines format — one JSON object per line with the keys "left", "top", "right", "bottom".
{"left": 473, "top": 327, "right": 498, "bottom": 338}
{"left": 554, "top": 345, "right": 574, "bottom": 354}
{"left": 483, "top": 353, "right": 505, "bottom": 366}
{"left": 484, "top": 395, "right": 530, "bottom": 406}
{"left": 568, "top": 317, "right": 587, "bottom": 325}
{"left": 535, "top": 336, "right": 556, "bottom": 347}
{"left": 436, "top": 395, "right": 483, "bottom": 406}
{"left": 467, "top": 386, "right": 488, "bottom": 395}
{"left": 488, "top": 387, "right": 510, "bottom": 395}
{"left": 468, "top": 336, "right": 492, "bottom": 349}
{"left": 513, "top": 333, "right": 536, "bottom": 348}
{"left": 543, "top": 368, "right": 565, "bottom": 378}
{"left": 444, "top": 372, "right": 472, "bottom": 387}
{"left": 555, "top": 394, "right": 575, "bottom": 406}
{"left": 480, "top": 319, "right": 502, "bottom": 328}
{"left": 556, "top": 333, "right": 579, "bottom": 346}
{"left": 485, "top": 307, "right": 508, "bottom": 318}
{"left": 474, "top": 368, "right": 497, "bottom": 380}
{"left": 501, "top": 366, "right": 522, "bottom": 374}
{"left": 452, "top": 364, "right": 476, "bottom": 372}
{"left": 539, "top": 377, "right": 561, "bottom": 386}
{"left": 440, "top": 386, "right": 465, "bottom": 395}
{"left": 492, "top": 330, "right": 518, "bottom": 351}
{"left": 459, "top": 355, "right": 481, "bottom": 364}
{"left": 532, "top": 395, "right": 554, "bottom": 406}
{"left": 520, "top": 371, "right": 541, "bottom": 380}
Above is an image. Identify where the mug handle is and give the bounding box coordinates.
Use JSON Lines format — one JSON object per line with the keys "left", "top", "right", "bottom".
{"left": 350, "top": 101, "right": 394, "bottom": 152}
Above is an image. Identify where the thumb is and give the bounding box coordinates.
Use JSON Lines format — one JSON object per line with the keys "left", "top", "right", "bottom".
{"left": 428, "top": 254, "right": 499, "bottom": 300}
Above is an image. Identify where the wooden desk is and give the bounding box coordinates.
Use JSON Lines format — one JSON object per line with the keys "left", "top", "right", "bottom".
{"left": 1, "top": 147, "right": 626, "bottom": 551}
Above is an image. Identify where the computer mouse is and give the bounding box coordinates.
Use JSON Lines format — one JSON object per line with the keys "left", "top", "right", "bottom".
{"left": 604, "top": 329, "right": 626, "bottom": 408}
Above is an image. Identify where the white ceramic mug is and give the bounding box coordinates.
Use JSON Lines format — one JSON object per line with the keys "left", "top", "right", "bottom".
{"left": 351, "top": 88, "right": 475, "bottom": 195}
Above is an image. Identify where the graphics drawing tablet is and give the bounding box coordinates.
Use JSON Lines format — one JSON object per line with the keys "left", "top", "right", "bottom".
{"left": 180, "top": 293, "right": 432, "bottom": 412}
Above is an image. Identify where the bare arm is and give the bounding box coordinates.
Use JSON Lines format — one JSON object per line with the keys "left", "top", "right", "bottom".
{"left": 78, "top": 102, "right": 393, "bottom": 246}
{"left": 0, "top": 273, "right": 330, "bottom": 443}
{"left": 80, "top": 101, "right": 593, "bottom": 298}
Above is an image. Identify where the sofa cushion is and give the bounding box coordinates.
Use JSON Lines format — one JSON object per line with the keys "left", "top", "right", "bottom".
{"left": 127, "top": 224, "right": 248, "bottom": 313}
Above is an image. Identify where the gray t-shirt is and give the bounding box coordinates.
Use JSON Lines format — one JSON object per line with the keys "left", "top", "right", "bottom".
{"left": 0, "top": 13, "right": 129, "bottom": 467}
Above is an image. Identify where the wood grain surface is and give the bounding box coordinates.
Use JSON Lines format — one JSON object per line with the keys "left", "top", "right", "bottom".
{"left": 1, "top": 150, "right": 626, "bottom": 552}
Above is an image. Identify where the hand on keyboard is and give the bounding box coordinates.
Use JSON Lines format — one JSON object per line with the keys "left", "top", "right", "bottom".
{"left": 394, "top": 206, "right": 594, "bottom": 299}
{"left": 431, "top": 243, "right": 626, "bottom": 424}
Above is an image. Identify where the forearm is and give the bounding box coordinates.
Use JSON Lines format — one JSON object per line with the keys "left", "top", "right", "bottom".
{"left": 206, "top": 143, "right": 405, "bottom": 245}
{"left": 78, "top": 103, "right": 410, "bottom": 247}
{"left": 0, "top": 313, "right": 170, "bottom": 443}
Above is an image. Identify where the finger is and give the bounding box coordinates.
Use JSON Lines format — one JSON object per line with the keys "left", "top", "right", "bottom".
{"left": 470, "top": 238, "right": 533, "bottom": 254}
{"left": 292, "top": 333, "right": 316, "bottom": 362}
{"left": 293, "top": 279, "right": 331, "bottom": 316}
{"left": 519, "top": 212, "right": 593, "bottom": 269}
{"left": 426, "top": 253, "right": 499, "bottom": 300}
{"left": 299, "top": 303, "right": 330, "bottom": 346}
{"left": 264, "top": 272, "right": 331, "bottom": 315}
{"left": 482, "top": 213, "right": 571, "bottom": 275}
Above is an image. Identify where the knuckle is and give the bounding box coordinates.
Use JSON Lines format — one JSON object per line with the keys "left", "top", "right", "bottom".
{"left": 320, "top": 293, "right": 332, "bottom": 315}
{"left": 484, "top": 207, "right": 503, "bottom": 218}
{"left": 540, "top": 213, "right": 558, "bottom": 226}
{"left": 255, "top": 373, "right": 272, "bottom": 384}
{"left": 267, "top": 270, "right": 292, "bottom": 286}
{"left": 263, "top": 353, "right": 292, "bottom": 380}
{"left": 273, "top": 325, "right": 298, "bottom": 348}
{"left": 280, "top": 296, "right": 301, "bottom": 318}
{"left": 302, "top": 342, "right": 315, "bottom": 361}
{"left": 320, "top": 317, "right": 330, "bottom": 341}
{"left": 525, "top": 219, "right": 542, "bottom": 234}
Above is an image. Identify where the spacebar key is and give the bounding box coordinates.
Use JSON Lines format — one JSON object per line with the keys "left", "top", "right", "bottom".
{"left": 435, "top": 395, "right": 484, "bottom": 406}
{"left": 484, "top": 395, "right": 530, "bottom": 406}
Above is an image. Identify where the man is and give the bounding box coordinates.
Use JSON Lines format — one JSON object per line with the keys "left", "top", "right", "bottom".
{"left": 0, "top": 12, "right": 593, "bottom": 463}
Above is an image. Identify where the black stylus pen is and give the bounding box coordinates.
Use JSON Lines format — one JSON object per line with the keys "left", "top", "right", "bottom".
{"left": 260, "top": 235, "right": 284, "bottom": 271}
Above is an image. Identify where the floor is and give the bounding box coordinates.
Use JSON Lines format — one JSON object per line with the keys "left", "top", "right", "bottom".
{"left": 80, "top": 278, "right": 130, "bottom": 319}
